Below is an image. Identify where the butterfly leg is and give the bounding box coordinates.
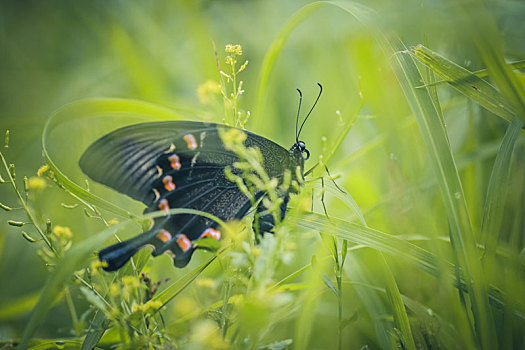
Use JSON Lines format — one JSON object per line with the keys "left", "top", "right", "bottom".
{"left": 253, "top": 195, "right": 289, "bottom": 235}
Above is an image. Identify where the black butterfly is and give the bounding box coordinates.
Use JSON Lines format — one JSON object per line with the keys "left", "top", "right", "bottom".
{"left": 80, "top": 84, "right": 321, "bottom": 271}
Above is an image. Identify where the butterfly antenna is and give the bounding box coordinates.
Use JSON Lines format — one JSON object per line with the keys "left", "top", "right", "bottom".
{"left": 298, "top": 83, "right": 323, "bottom": 139}
{"left": 295, "top": 88, "right": 303, "bottom": 143}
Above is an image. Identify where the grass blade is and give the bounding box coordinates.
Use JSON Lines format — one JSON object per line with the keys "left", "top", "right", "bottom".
{"left": 411, "top": 45, "right": 517, "bottom": 125}
{"left": 418, "top": 59, "right": 525, "bottom": 88}
{"left": 392, "top": 47, "right": 496, "bottom": 349}
{"left": 481, "top": 116, "right": 523, "bottom": 268}
{"left": 152, "top": 255, "right": 217, "bottom": 306}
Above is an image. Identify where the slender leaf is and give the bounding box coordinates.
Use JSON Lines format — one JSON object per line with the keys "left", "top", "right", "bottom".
{"left": 411, "top": 45, "right": 517, "bottom": 124}
{"left": 481, "top": 116, "right": 523, "bottom": 266}
{"left": 392, "top": 46, "right": 496, "bottom": 349}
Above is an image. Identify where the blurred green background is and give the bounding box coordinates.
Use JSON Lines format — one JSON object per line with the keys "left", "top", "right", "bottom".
{"left": 1, "top": 0, "right": 524, "bottom": 348}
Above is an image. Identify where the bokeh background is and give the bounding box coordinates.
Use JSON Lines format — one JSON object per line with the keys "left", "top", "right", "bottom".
{"left": 1, "top": 0, "right": 524, "bottom": 349}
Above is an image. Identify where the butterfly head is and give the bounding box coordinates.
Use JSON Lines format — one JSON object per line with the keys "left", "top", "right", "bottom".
{"left": 290, "top": 140, "right": 310, "bottom": 160}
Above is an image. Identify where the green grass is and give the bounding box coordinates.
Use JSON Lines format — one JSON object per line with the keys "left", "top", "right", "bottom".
{"left": 1, "top": 0, "right": 524, "bottom": 349}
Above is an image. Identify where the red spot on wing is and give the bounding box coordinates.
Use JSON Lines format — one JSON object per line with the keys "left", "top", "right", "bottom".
{"left": 183, "top": 134, "right": 198, "bottom": 150}
{"left": 158, "top": 199, "right": 170, "bottom": 213}
{"left": 156, "top": 229, "right": 172, "bottom": 243}
{"left": 168, "top": 154, "right": 181, "bottom": 170}
{"left": 163, "top": 175, "right": 176, "bottom": 191}
{"left": 200, "top": 228, "right": 221, "bottom": 240}
{"left": 176, "top": 234, "right": 192, "bottom": 252}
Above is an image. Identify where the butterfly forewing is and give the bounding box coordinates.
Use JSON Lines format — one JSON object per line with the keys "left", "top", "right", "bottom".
{"left": 80, "top": 121, "right": 297, "bottom": 270}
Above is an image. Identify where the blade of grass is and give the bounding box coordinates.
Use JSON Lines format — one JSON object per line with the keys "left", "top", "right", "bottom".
{"left": 411, "top": 45, "right": 518, "bottom": 125}
{"left": 152, "top": 255, "right": 217, "bottom": 306}
{"left": 453, "top": 0, "right": 525, "bottom": 122}
{"left": 379, "top": 254, "right": 417, "bottom": 350}
{"left": 392, "top": 47, "right": 496, "bottom": 349}
{"left": 417, "top": 59, "right": 525, "bottom": 88}
{"left": 298, "top": 213, "right": 440, "bottom": 276}
{"left": 480, "top": 116, "right": 523, "bottom": 271}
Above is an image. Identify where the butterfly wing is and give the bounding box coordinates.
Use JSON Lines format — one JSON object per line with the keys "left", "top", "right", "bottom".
{"left": 79, "top": 121, "right": 295, "bottom": 270}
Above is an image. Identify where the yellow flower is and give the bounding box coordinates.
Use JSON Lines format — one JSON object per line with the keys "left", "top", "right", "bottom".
{"left": 197, "top": 80, "right": 220, "bottom": 104}
{"left": 144, "top": 300, "right": 162, "bottom": 312}
{"left": 107, "top": 218, "right": 119, "bottom": 226}
{"left": 225, "top": 55, "right": 236, "bottom": 65}
{"left": 27, "top": 177, "right": 47, "bottom": 190}
{"left": 221, "top": 128, "right": 247, "bottom": 148}
{"left": 109, "top": 283, "right": 120, "bottom": 297}
{"left": 225, "top": 44, "right": 242, "bottom": 56}
{"left": 121, "top": 275, "right": 140, "bottom": 288}
{"left": 90, "top": 260, "right": 108, "bottom": 275}
{"left": 37, "top": 165, "right": 49, "bottom": 177}
{"left": 53, "top": 225, "right": 72, "bottom": 239}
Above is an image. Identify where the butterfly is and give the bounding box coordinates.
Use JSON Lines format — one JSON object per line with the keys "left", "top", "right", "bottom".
{"left": 80, "top": 84, "right": 322, "bottom": 271}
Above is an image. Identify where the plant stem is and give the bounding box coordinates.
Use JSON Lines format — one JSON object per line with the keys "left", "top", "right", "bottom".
{"left": 0, "top": 150, "right": 56, "bottom": 253}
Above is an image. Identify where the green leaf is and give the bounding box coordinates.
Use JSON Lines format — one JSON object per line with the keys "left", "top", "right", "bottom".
{"left": 322, "top": 274, "right": 339, "bottom": 297}
{"left": 379, "top": 255, "right": 417, "bottom": 350}
{"left": 392, "top": 46, "right": 496, "bottom": 349}
{"left": 152, "top": 255, "right": 217, "bottom": 307}
{"left": 481, "top": 116, "right": 523, "bottom": 267}
{"left": 410, "top": 45, "right": 517, "bottom": 125}
{"left": 418, "top": 59, "right": 525, "bottom": 88}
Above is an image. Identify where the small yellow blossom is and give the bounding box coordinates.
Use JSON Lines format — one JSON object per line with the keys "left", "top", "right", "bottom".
{"left": 225, "top": 44, "right": 242, "bottom": 56}
{"left": 27, "top": 176, "right": 47, "bottom": 190}
{"left": 37, "top": 165, "right": 50, "bottom": 177}
{"left": 144, "top": 299, "right": 162, "bottom": 312}
{"left": 53, "top": 225, "right": 72, "bottom": 239}
{"left": 109, "top": 283, "right": 120, "bottom": 297}
{"left": 121, "top": 275, "right": 140, "bottom": 288}
{"left": 107, "top": 218, "right": 119, "bottom": 226}
{"left": 251, "top": 247, "right": 261, "bottom": 257}
{"left": 90, "top": 259, "right": 108, "bottom": 275}
{"left": 132, "top": 303, "right": 141, "bottom": 313}
{"left": 225, "top": 55, "right": 236, "bottom": 65}
{"left": 221, "top": 128, "right": 247, "bottom": 148}
{"left": 197, "top": 80, "right": 220, "bottom": 104}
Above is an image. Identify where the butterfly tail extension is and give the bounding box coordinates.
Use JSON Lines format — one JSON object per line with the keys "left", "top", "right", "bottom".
{"left": 99, "top": 240, "right": 141, "bottom": 272}
{"left": 99, "top": 228, "right": 161, "bottom": 271}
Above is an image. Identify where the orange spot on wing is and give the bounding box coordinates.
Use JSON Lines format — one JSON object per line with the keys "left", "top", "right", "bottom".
{"left": 163, "top": 175, "right": 176, "bottom": 191}
{"left": 168, "top": 154, "right": 181, "bottom": 170}
{"left": 158, "top": 199, "right": 170, "bottom": 213}
{"left": 183, "top": 134, "right": 198, "bottom": 150}
{"left": 156, "top": 229, "right": 172, "bottom": 243}
{"left": 176, "top": 234, "right": 192, "bottom": 252}
{"left": 200, "top": 228, "right": 221, "bottom": 240}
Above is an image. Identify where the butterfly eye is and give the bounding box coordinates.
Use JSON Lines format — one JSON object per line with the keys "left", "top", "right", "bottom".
{"left": 302, "top": 149, "right": 310, "bottom": 160}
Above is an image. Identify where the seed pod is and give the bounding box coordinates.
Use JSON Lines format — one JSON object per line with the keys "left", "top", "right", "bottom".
{"left": 9, "top": 164, "right": 15, "bottom": 180}
{"left": 24, "top": 176, "right": 28, "bottom": 192}
{"left": 8, "top": 220, "right": 25, "bottom": 227}
{"left": 46, "top": 219, "right": 52, "bottom": 235}
{"left": 21, "top": 231, "right": 36, "bottom": 243}
{"left": 0, "top": 202, "right": 12, "bottom": 211}
{"left": 4, "top": 130, "right": 9, "bottom": 148}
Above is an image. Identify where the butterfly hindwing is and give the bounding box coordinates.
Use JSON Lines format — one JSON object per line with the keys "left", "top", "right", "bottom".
{"left": 80, "top": 121, "right": 296, "bottom": 270}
